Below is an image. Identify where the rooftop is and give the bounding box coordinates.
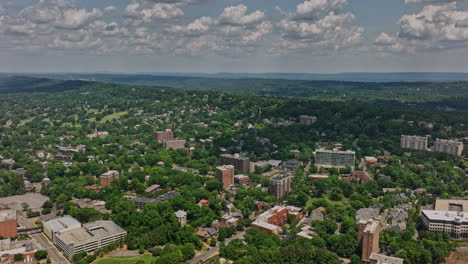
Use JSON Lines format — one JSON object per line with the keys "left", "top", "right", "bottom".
{"left": 422, "top": 210, "right": 468, "bottom": 223}
{"left": 271, "top": 173, "right": 290, "bottom": 181}
{"left": 0, "top": 209, "right": 16, "bottom": 221}
{"left": 56, "top": 221, "right": 126, "bottom": 246}
{"left": 369, "top": 253, "right": 404, "bottom": 264}
{"left": 43, "top": 216, "right": 81, "bottom": 232}
{"left": 252, "top": 221, "right": 279, "bottom": 231}
{"left": 435, "top": 199, "right": 468, "bottom": 212}
{"left": 316, "top": 149, "right": 356, "bottom": 154}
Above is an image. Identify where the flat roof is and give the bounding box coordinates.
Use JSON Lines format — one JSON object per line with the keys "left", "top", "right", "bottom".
{"left": 435, "top": 199, "right": 468, "bottom": 212}
{"left": 252, "top": 221, "right": 278, "bottom": 231}
{"left": 316, "top": 149, "right": 356, "bottom": 154}
{"left": 56, "top": 221, "right": 125, "bottom": 246}
{"left": 271, "top": 173, "right": 290, "bottom": 181}
{"left": 422, "top": 210, "right": 468, "bottom": 223}
{"left": 44, "top": 216, "right": 81, "bottom": 232}
{"left": 370, "top": 253, "right": 404, "bottom": 264}
{"left": 0, "top": 209, "right": 16, "bottom": 221}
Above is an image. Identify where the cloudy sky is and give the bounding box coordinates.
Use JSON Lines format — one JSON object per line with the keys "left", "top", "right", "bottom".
{"left": 1, "top": 0, "right": 468, "bottom": 73}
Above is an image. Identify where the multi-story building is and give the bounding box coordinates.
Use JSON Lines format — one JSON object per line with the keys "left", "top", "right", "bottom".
{"left": 358, "top": 218, "right": 381, "bottom": 263}
{"left": 435, "top": 199, "right": 468, "bottom": 212}
{"left": 269, "top": 173, "right": 291, "bottom": 199}
{"left": 129, "top": 191, "right": 181, "bottom": 210}
{"left": 43, "top": 216, "right": 81, "bottom": 241}
{"left": 433, "top": 138, "right": 464, "bottom": 156}
{"left": 175, "top": 210, "right": 187, "bottom": 226}
{"left": 0, "top": 209, "right": 17, "bottom": 239}
{"left": 369, "top": 253, "right": 404, "bottom": 264}
{"left": 220, "top": 154, "right": 251, "bottom": 174}
{"left": 155, "top": 129, "right": 174, "bottom": 142}
{"left": 252, "top": 206, "right": 302, "bottom": 234}
{"left": 216, "top": 165, "right": 235, "bottom": 189}
{"left": 99, "top": 170, "right": 119, "bottom": 187}
{"left": 421, "top": 210, "right": 468, "bottom": 239}
{"left": 234, "top": 174, "right": 250, "bottom": 185}
{"left": 401, "top": 135, "right": 428, "bottom": 150}
{"left": 298, "top": 115, "right": 317, "bottom": 125}
{"left": 315, "top": 149, "right": 356, "bottom": 168}
{"left": 162, "top": 139, "right": 186, "bottom": 150}
{"left": 54, "top": 220, "right": 127, "bottom": 259}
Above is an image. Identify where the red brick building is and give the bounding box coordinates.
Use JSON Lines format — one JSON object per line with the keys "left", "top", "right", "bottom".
{"left": 155, "top": 129, "right": 173, "bottom": 142}
{"left": 358, "top": 219, "right": 381, "bottom": 263}
{"left": 216, "top": 165, "right": 234, "bottom": 189}
{"left": 0, "top": 209, "right": 17, "bottom": 239}
{"left": 234, "top": 174, "right": 249, "bottom": 185}
{"left": 99, "top": 170, "right": 119, "bottom": 187}
{"left": 162, "top": 139, "right": 186, "bottom": 150}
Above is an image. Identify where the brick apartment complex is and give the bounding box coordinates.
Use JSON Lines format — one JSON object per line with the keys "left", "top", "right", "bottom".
{"left": 234, "top": 174, "right": 249, "bottom": 185}
{"left": 155, "top": 129, "right": 173, "bottom": 142}
{"left": 162, "top": 138, "right": 186, "bottom": 150}
{"left": 99, "top": 170, "right": 119, "bottom": 187}
{"left": 401, "top": 135, "right": 428, "bottom": 151}
{"left": 344, "top": 171, "right": 371, "bottom": 184}
{"left": 0, "top": 209, "right": 17, "bottom": 239}
{"left": 315, "top": 149, "right": 356, "bottom": 168}
{"left": 216, "top": 165, "right": 235, "bottom": 189}
{"left": 252, "top": 206, "right": 302, "bottom": 234}
{"left": 220, "top": 154, "right": 251, "bottom": 174}
{"left": 433, "top": 138, "right": 464, "bottom": 156}
{"left": 358, "top": 218, "right": 381, "bottom": 263}
{"left": 269, "top": 173, "right": 291, "bottom": 199}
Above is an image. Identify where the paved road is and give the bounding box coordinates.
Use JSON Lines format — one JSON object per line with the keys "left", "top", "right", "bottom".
{"left": 18, "top": 215, "right": 69, "bottom": 264}
{"left": 188, "top": 231, "right": 245, "bottom": 264}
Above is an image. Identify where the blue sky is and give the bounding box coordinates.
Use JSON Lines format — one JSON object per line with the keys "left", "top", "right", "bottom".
{"left": 1, "top": 0, "right": 468, "bottom": 73}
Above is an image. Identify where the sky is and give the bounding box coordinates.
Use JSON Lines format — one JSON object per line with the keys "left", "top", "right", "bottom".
{"left": 1, "top": 0, "right": 468, "bottom": 73}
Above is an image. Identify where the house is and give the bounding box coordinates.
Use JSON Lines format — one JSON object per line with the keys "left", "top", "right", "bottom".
{"left": 198, "top": 199, "right": 210, "bottom": 207}
{"left": 145, "top": 184, "right": 161, "bottom": 193}
{"left": 196, "top": 227, "right": 217, "bottom": 241}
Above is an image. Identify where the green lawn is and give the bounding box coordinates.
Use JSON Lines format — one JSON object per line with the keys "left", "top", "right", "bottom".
{"left": 101, "top": 111, "right": 128, "bottom": 123}
{"left": 94, "top": 254, "right": 157, "bottom": 264}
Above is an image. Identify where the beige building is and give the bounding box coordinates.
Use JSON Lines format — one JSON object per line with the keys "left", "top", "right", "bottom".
{"left": 435, "top": 199, "right": 468, "bottom": 212}
{"left": 315, "top": 149, "right": 355, "bottom": 168}
{"left": 358, "top": 218, "right": 380, "bottom": 263}
{"left": 421, "top": 210, "right": 468, "bottom": 239}
{"left": 369, "top": 253, "right": 404, "bottom": 264}
{"left": 269, "top": 173, "right": 291, "bottom": 199}
{"left": 401, "top": 135, "right": 428, "bottom": 150}
{"left": 433, "top": 139, "right": 463, "bottom": 156}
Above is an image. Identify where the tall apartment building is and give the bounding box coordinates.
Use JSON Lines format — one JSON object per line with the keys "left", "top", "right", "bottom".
{"left": 162, "top": 138, "right": 186, "bottom": 150}
{"left": 299, "top": 115, "right": 317, "bottom": 125}
{"left": 433, "top": 138, "right": 464, "bottom": 156}
{"left": 0, "top": 209, "right": 17, "bottom": 239}
{"left": 155, "top": 129, "right": 173, "bottom": 142}
{"left": 358, "top": 218, "right": 381, "bottom": 263}
{"left": 421, "top": 210, "right": 468, "bottom": 239}
{"left": 216, "top": 165, "right": 235, "bottom": 189}
{"left": 220, "top": 154, "right": 251, "bottom": 174}
{"left": 315, "top": 149, "right": 356, "bottom": 168}
{"left": 269, "top": 173, "right": 291, "bottom": 199}
{"left": 99, "top": 170, "right": 119, "bottom": 187}
{"left": 54, "top": 220, "right": 127, "bottom": 259}
{"left": 400, "top": 135, "right": 428, "bottom": 150}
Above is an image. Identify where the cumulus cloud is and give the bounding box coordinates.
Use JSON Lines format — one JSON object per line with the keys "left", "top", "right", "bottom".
{"left": 141, "top": 3, "right": 184, "bottom": 21}
{"left": 295, "top": 0, "right": 347, "bottom": 20}
{"left": 55, "top": 8, "right": 103, "bottom": 29}
{"left": 404, "top": 0, "right": 453, "bottom": 4}
{"left": 219, "top": 4, "right": 265, "bottom": 25}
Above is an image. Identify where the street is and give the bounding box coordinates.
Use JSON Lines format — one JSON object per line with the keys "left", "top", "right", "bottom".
{"left": 18, "top": 215, "right": 69, "bottom": 264}
{"left": 188, "top": 230, "right": 245, "bottom": 264}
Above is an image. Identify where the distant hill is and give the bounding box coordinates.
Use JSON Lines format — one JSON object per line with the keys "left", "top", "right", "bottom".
{"left": 0, "top": 76, "right": 91, "bottom": 94}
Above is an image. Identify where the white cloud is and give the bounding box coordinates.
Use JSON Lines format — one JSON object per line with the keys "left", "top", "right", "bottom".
{"left": 104, "top": 6, "right": 116, "bottom": 13}
{"left": 55, "top": 8, "right": 103, "bottom": 30}
{"left": 295, "top": 0, "right": 347, "bottom": 20}
{"left": 141, "top": 3, "right": 184, "bottom": 21}
{"left": 404, "top": 0, "right": 453, "bottom": 4}
{"left": 219, "top": 4, "right": 265, "bottom": 25}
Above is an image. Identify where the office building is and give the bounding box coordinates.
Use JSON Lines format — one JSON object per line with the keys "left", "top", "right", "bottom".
{"left": 162, "top": 139, "right": 186, "bottom": 150}
{"left": 43, "top": 216, "right": 81, "bottom": 241}
{"left": 435, "top": 199, "right": 468, "bottom": 212}
{"left": 220, "top": 154, "right": 251, "bottom": 174}
{"left": 298, "top": 115, "right": 317, "bottom": 125}
{"left": 0, "top": 209, "right": 17, "bottom": 239}
{"left": 175, "top": 210, "right": 187, "bottom": 226}
{"left": 54, "top": 221, "right": 126, "bottom": 259}
{"left": 433, "top": 138, "right": 463, "bottom": 156}
{"left": 269, "top": 173, "right": 291, "bottom": 199}
{"left": 369, "top": 253, "right": 404, "bottom": 264}
{"left": 358, "top": 218, "right": 380, "bottom": 263}
{"left": 234, "top": 174, "right": 249, "bottom": 185}
{"left": 155, "top": 129, "right": 174, "bottom": 142}
{"left": 315, "top": 149, "right": 356, "bottom": 168}
{"left": 421, "top": 210, "right": 468, "bottom": 239}
{"left": 216, "top": 165, "right": 235, "bottom": 189}
{"left": 401, "top": 135, "right": 428, "bottom": 150}
{"left": 99, "top": 170, "right": 119, "bottom": 187}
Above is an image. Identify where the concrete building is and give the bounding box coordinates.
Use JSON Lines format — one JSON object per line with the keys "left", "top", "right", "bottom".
{"left": 99, "top": 170, "right": 119, "bottom": 187}
{"left": 0, "top": 209, "right": 17, "bottom": 239}
{"left": 315, "top": 149, "right": 356, "bottom": 168}
{"left": 269, "top": 173, "right": 291, "bottom": 199}
{"left": 298, "top": 115, "right": 317, "bottom": 125}
{"left": 54, "top": 221, "right": 126, "bottom": 259}
{"left": 43, "top": 216, "right": 81, "bottom": 241}
{"left": 401, "top": 135, "right": 428, "bottom": 150}
{"left": 162, "top": 138, "right": 186, "bottom": 150}
{"left": 421, "top": 210, "right": 468, "bottom": 239}
{"left": 369, "top": 253, "right": 404, "bottom": 264}
{"left": 220, "top": 154, "right": 251, "bottom": 174}
{"left": 251, "top": 221, "right": 280, "bottom": 235}
{"left": 175, "top": 210, "right": 187, "bottom": 226}
{"left": 358, "top": 218, "right": 381, "bottom": 263}
{"left": 280, "top": 160, "right": 303, "bottom": 171}
{"left": 216, "top": 165, "right": 235, "bottom": 189}
{"left": 435, "top": 199, "right": 468, "bottom": 212}
{"left": 433, "top": 138, "right": 464, "bottom": 156}
{"left": 155, "top": 129, "right": 173, "bottom": 142}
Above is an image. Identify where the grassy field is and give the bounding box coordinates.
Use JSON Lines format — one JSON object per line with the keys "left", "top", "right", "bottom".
{"left": 101, "top": 111, "right": 128, "bottom": 123}
{"left": 445, "top": 249, "right": 468, "bottom": 264}
{"left": 94, "top": 254, "right": 157, "bottom": 264}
